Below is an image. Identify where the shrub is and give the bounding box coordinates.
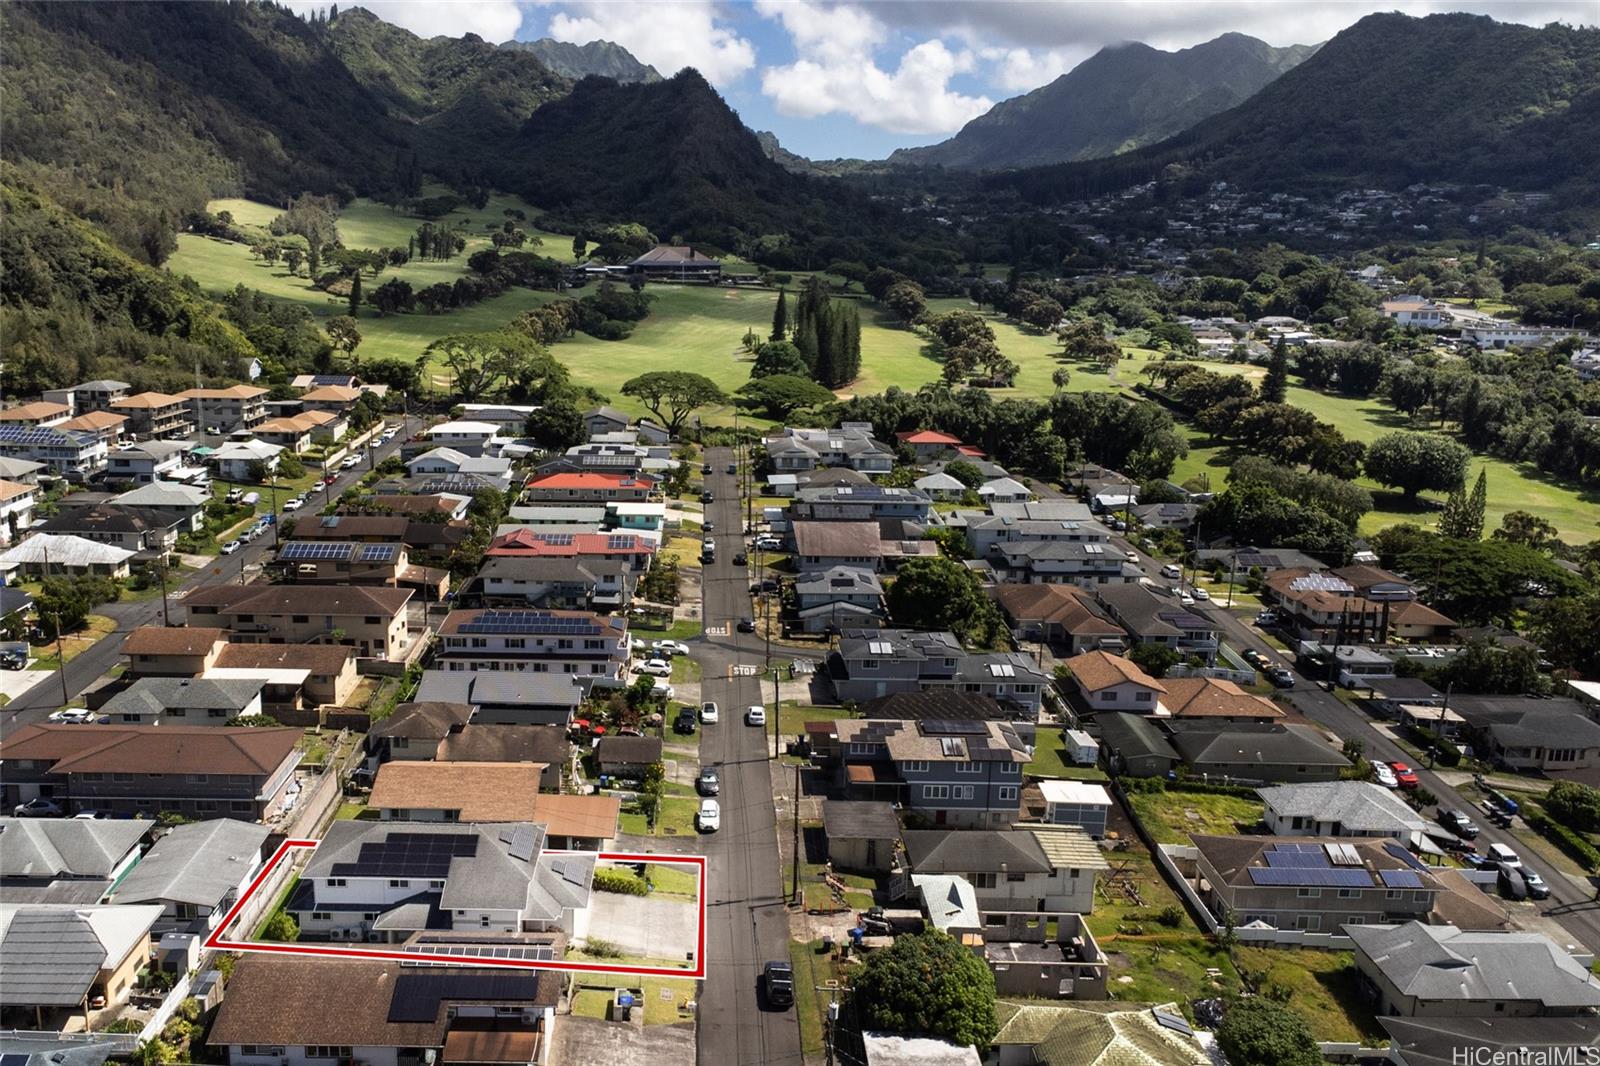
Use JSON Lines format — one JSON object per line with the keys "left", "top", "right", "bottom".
{"left": 1526, "top": 806, "right": 1600, "bottom": 871}
{"left": 583, "top": 936, "right": 623, "bottom": 958}
{"left": 593, "top": 868, "right": 649, "bottom": 896}
{"left": 1546, "top": 780, "right": 1600, "bottom": 833}
{"left": 1156, "top": 905, "right": 1185, "bottom": 927}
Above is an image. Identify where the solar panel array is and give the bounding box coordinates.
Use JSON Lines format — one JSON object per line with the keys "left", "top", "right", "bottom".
{"left": 400, "top": 942, "right": 555, "bottom": 965}
{"left": 329, "top": 832, "right": 479, "bottom": 880}
{"left": 388, "top": 972, "right": 542, "bottom": 1022}
{"left": 535, "top": 533, "right": 575, "bottom": 546}
{"left": 1380, "top": 869, "right": 1423, "bottom": 889}
{"left": 921, "top": 720, "right": 988, "bottom": 736}
{"left": 1263, "top": 844, "right": 1328, "bottom": 868}
{"left": 279, "top": 541, "right": 351, "bottom": 562}
{"left": 1383, "top": 840, "right": 1431, "bottom": 872}
{"left": 458, "top": 609, "right": 605, "bottom": 636}
{"left": 359, "top": 543, "right": 399, "bottom": 562}
{"left": 0, "top": 425, "right": 80, "bottom": 446}
{"left": 1246, "top": 866, "right": 1373, "bottom": 888}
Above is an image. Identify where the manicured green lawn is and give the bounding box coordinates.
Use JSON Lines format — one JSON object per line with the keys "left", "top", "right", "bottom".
{"left": 1232, "top": 947, "right": 1386, "bottom": 1042}
{"left": 644, "top": 863, "right": 700, "bottom": 900}
{"left": 1025, "top": 734, "right": 1109, "bottom": 782}
{"left": 1125, "top": 789, "right": 1264, "bottom": 846}
{"left": 567, "top": 973, "right": 696, "bottom": 1025}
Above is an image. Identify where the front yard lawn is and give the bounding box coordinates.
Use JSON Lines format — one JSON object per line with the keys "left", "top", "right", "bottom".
{"left": 1126, "top": 788, "right": 1264, "bottom": 846}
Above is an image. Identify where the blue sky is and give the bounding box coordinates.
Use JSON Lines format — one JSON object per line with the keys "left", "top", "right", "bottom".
{"left": 301, "top": 1, "right": 1599, "bottom": 160}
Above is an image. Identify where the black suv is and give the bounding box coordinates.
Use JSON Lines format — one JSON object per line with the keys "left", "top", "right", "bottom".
{"left": 673, "top": 710, "right": 697, "bottom": 735}
{"left": 763, "top": 961, "right": 795, "bottom": 1008}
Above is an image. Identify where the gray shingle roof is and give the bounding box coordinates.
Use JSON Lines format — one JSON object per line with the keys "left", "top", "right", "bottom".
{"left": 0, "top": 904, "right": 163, "bottom": 1006}
{"left": 903, "top": 830, "right": 1052, "bottom": 875}
{"left": 0, "top": 818, "right": 147, "bottom": 880}
{"left": 1257, "top": 782, "right": 1429, "bottom": 834}
{"left": 101, "top": 677, "right": 264, "bottom": 719}
{"left": 1348, "top": 921, "right": 1600, "bottom": 1009}
{"left": 112, "top": 819, "right": 269, "bottom": 908}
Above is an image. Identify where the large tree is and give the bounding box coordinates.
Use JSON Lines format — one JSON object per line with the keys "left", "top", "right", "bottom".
{"left": 883, "top": 280, "right": 926, "bottom": 325}
{"left": 750, "top": 340, "right": 809, "bottom": 379}
{"left": 884, "top": 556, "right": 1007, "bottom": 649}
{"left": 1216, "top": 999, "right": 1321, "bottom": 1066}
{"left": 1057, "top": 318, "right": 1120, "bottom": 367}
{"left": 769, "top": 288, "right": 789, "bottom": 341}
{"left": 425, "top": 331, "right": 567, "bottom": 401}
{"left": 1529, "top": 593, "right": 1600, "bottom": 678}
{"left": 737, "top": 374, "right": 834, "bottom": 420}
{"left": 1260, "top": 338, "right": 1289, "bottom": 403}
{"left": 619, "top": 371, "right": 725, "bottom": 437}
{"left": 850, "top": 931, "right": 997, "bottom": 1050}
{"left": 1364, "top": 431, "right": 1470, "bottom": 500}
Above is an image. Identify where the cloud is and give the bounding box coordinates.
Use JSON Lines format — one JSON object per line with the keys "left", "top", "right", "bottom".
{"left": 756, "top": 1, "right": 993, "bottom": 135}
{"left": 284, "top": 1, "right": 526, "bottom": 41}
{"left": 543, "top": 1, "right": 756, "bottom": 85}
{"left": 979, "top": 46, "right": 1090, "bottom": 93}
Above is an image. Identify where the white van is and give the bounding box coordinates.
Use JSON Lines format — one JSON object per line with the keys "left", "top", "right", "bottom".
{"left": 1486, "top": 843, "right": 1521, "bottom": 868}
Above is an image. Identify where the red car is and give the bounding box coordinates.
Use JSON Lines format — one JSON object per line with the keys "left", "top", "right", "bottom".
{"left": 1389, "top": 761, "right": 1420, "bottom": 789}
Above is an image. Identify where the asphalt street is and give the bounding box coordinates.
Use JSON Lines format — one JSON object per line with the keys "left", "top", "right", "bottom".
{"left": 0, "top": 414, "right": 420, "bottom": 739}
{"left": 691, "top": 446, "right": 804, "bottom": 1066}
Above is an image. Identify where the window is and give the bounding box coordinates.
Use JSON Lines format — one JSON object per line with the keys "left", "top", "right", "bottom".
{"left": 1100, "top": 692, "right": 1118, "bottom": 702}
{"left": 328, "top": 878, "right": 346, "bottom": 887}
{"left": 901, "top": 760, "right": 928, "bottom": 774}
{"left": 972, "top": 872, "right": 998, "bottom": 889}
{"left": 1294, "top": 915, "right": 1320, "bottom": 931}
{"left": 430, "top": 880, "right": 446, "bottom": 889}
{"left": 292, "top": 615, "right": 310, "bottom": 624}
{"left": 860, "top": 659, "right": 879, "bottom": 670}
{"left": 232, "top": 801, "right": 254, "bottom": 813}
{"left": 1296, "top": 888, "right": 1321, "bottom": 898}
{"left": 922, "top": 785, "right": 950, "bottom": 800}
{"left": 1337, "top": 888, "right": 1360, "bottom": 899}
{"left": 1346, "top": 916, "right": 1365, "bottom": 926}
{"left": 113, "top": 773, "right": 135, "bottom": 783}
{"left": 954, "top": 762, "right": 981, "bottom": 774}
{"left": 187, "top": 774, "right": 208, "bottom": 783}
{"left": 1135, "top": 691, "right": 1152, "bottom": 703}
{"left": 389, "top": 879, "right": 409, "bottom": 888}
{"left": 997, "top": 786, "right": 1019, "bottom": 801}
{"left": 1006, "top": 872, "right": 1025, "bottom": 883}
{"left": 1385, "top": 889, "right": 1402, "bottom": 900}
{"left": 505, "top": 638, "right": 525, "bottom": 649}
{"left": 305, "top": 1048, "right": 351, "bottom": 1059}
{"left": 311, "top": 911, "right": 332, "bottom": 921}
{"left": 480, "top": 914, "right": 492, "bottom": 927}
{"left": 952, "top": 786, "right": 974, "bottom": 800}
{"left": 196, "top": 800, "right": 217, "bottom": 812}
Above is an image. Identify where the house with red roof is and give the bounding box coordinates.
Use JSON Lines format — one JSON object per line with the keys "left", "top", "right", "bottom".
{"left": 895, "top": 428, "right": 978, "bottom": 460}
{"left": 522, "top": 471, "right": 656, "bottom": 503}
{"left": 486, "top": 529, "right": 656, "bottom": 571}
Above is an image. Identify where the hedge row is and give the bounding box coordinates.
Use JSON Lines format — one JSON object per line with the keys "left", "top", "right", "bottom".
{"left": 1525, "top": 805, "right": 1600, "bottom": 872}
{"left": 593, "top": 868, "right": 649, "bottom": 896}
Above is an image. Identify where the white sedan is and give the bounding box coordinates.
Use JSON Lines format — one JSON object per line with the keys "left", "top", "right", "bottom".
{"left": 282, "top": 498, "right": 304, "bottom": 512}
{"left": 219, "top": 540, "right": 241, "bottom": 555}
{"left": 636, "top": 659, "right": 672, "bottom": 677}
{"left": 1372, "top": 762, "right": 1399, "bottom": 789}
{"left": 745, "top": 705, "right": 767, "bottom": 726}
{"left": 341, "top": 455, "right": 363, "bottom": 469}
{"left": 652, "top": 640, "right": 691, "bottom": 657}
{"left": 696, "top": 799, "right": 721, "bottom": 832}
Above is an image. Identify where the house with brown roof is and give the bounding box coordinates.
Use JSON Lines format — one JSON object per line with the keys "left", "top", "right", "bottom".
{"left": 298, "top": 384, "right": 364, "bottom": 414}
{"left": 108, "top": 392, "right": 193, "bottom": 440}
{"left": 369, "top": 762, "right": 543, "bottom": 823}
{"left": 0, "top": 724, "right": 301, "bottom": 821}
{"left": 121, "top": 626, "right": 227, "bottom": 677}
{"left": 1062, "top": 651, "right": 1165, "bottom": 713}
{"left": 208, "top": 952, "right": 562, "bottom": 1066}
{"left": 212, "top": 642, "right": 360, "bottom": 708}
{"left": 594, "top": 735, "right": 663, "bottom": 780}
{"left": 253, "top": 411, "right": 343, "bottom": 452}
{"left": 177, "top": 384, "right": 268, "bottom": 433}
{"left": 994, "top": 584, "right": 1125, "bottom": 654}
{"left": 627, "top": 244, "right": 721, "bottom": 281}
{"left": 1159, "top": 677, "right": 1284, "bottom": 722}
{"left": 183, "top": 584, "right": 415, "bottom": 661}
{"left": 1264, "top": 566, "right": 1451, "bottom": 644}
{"left": 0, "top": 401, "right": 72, "bottom": 428}
{"left": 792, "top": 520, "right": 885, "bottom": 571}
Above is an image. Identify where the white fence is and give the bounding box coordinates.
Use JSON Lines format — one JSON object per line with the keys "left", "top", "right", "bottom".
{"left": 138, "top": 973, "right": 194, "bottom": 1044}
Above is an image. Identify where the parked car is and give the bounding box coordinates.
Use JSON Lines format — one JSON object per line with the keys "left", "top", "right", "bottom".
{"left": 1388, "top": 761, "right": 1420, "bottom": 789}
{"left": 341, "top": 454, "right": 363, "bottom": 469}
{"left": 49, "top": 708, "right": 94, "bottom": 725}
{"left": 702, "top": 463, "right": 713, "bottom": 475}
{"left": 754, "top": 535, "right": 782, "bottom": 550}
{"left": 700, "top": 701, "right": 720, "bottom": 724}
{"left": 751, "top": 578, "right": 779, "bottom": 594}
{"left": 1487, "top": 843, "right": 1522, "bottom": 869}
{"left": 736, "top": 617, "right": 755, "bottom": 633}
{"left": 1440, "top": 809, "right": 1479, "bottom": 839}
{"left": 700, "top": 490, "right": 714, "bottom": 503}
{"left": 673, "top": 710, "right": 697, "bottom": 735}
{"left": 225, "top": 489, "right": 245, "bottom": 504}
{"left": 1179, "top": 593, "right": 1195, "bottom": 607}
{"left": 13, "top": 797, "right": 63, "bottom": 818}
{"left": 651, "top": 640, "right": 690, "bottom": 657}
{"left": 219, "top": 540, "right": 242, "bottom": 555}
{"left": 703, "top": 520, "right": 715, "bottom": 532}
{"left": 1255, "top": 610, "right": 1279, "bottom": 626}
{"left": 733, "top": 551, "right": 748, "bottom": 565}
{"left": 282, "top": 497, "right": 304, "bottom": 512}
{"left": 696, "top": 799, "right": 721, "bottom": 832}
{"left": 1160, "top": 563, "right": 1182, "bottom": 580}
{"left": 763, "top": 961, "right": 795, "bottom": 1008}
{"left": 637, "top": 658, "right": 672, "bottom": 677}
{"left": 1191, "top": 587, "right": 1210, "bottom": 601}
{"left": 697, "top": 767, "right": 720, "bottom": 796}
{"left": 1520, "top": 866, "right": 1551, "bottom": 899}
{"left": 1372, "top": 762, "right": 1398, "bottom": 789}
{"left": 745, "top": 705, "right": 767, "bottom": 726}
{"left": 1266, "top": 667, "right": 1296, "bottom": 688}
{"left": 1496, "top": 863, "right": 1529, "bottom": 901}
{"left": 0, "top": 651, "right": 25, "bottom": 670}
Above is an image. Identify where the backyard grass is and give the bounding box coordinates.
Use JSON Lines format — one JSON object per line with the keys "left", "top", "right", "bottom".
{"left": 644, "top": 863, "right": 700, "bottom": 900}
{"left": 568, "top": 972, "right": 696, "bottom": 1025}
{"left": 618, "top": 795, "right": 701, "bottom": 838}
{"left": 1232, "top": 946, "right": 1386, "bottom": 1043}
{"left": 334, "top": 801, "right": 372, "bottom": 820}
{"left": 1025, "top": 733, "right": 1108, "bottom": 782}
{"left": 1126, "top": 789, "right": 1265, "bottom": 846}
{"left": 29, "top": 614, "right": 118, "bottom": 673}
{"left": 629, "top": 617, "right": 704, "bottom": 643}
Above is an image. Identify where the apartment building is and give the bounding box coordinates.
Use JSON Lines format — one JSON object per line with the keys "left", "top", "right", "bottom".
{"left": 0, "top": 424, "right": 109, "bottom": 481}
{"left": 183, "top": 585, "right": 414, "bottom": 660}
{"left": 435, "top": 609, "right": 629, "bottom": 681}
{"left": 110, "top": 392, "right": 194, "bottom": 440}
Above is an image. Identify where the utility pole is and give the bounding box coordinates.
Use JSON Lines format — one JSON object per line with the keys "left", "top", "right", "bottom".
{"left": 1225, "top": 550, "right": 1238, "bottom": 609}
{"left": 1429, "top": 682, "right": 1453, "bottom": 768}
{"left": 40, "top": 544, "right": 70, "bottom": 710}
{"left": 773, "top": 657, "right": 782, "bottom": 761}
{"left": 157, "top": 552, "right": 172, "bottom": 627}
{"left": 791, "top": 760, "right": 801, "bottom": 903}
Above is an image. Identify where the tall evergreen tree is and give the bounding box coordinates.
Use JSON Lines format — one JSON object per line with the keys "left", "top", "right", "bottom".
{"left": 1438, "top": 467, "right": 1487, "bottom": 540}
{"left": 770, "top": 288, "right": 789, "bottom": 341}
{"left": 307, "top": 240, "right": 320, "bottom": 277}
{"left": 348, "top": 271, "right": 362, "bottom": 317}
{"left": 794, "top": 316, "right": 819, "bottom": 372}
{"left": 1261, "top": 338, "right": 1289, "bottom": 404}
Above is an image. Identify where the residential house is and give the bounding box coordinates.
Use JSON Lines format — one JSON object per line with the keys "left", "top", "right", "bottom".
{"left": 252, "top": 413, "right": 324, "bottom": 452}
{"left": 764, "top": 425, "right": 895, "bottom": 474}
{"left": 108, "top": 819, "right": 269, "bottom": 935}
{"left": 1062, "top": 651, "right": 1165, "bottom": 714}
{"left": 860, "top": 689, "right": 1037, "bottom": 745}
{"left": 208, "top": 440, "right": 284, "bottom": 482}
{"left": 1259, "top": 781, "right": 1430, "bottom": 840}
{"left": 100, "top": 677, "right": 265, "bottom": 727}
{"left": 406, "top": 448, "right": 513, "bottom": 491}
{"left": 485, "top": 528, "right": 655, "bottom": 572}
{"left": 1380, "top": 1017, "right": 1600, "bottom": 1066}
{"left": 0, "top": 479, "right": 39, "bottom": 544}
{"left": 894, "top": 429, "right": 967, "bottom": 459}
{"left": 182, "top": 584, "right": 415, "bottom": 661}
{"left": 1365, "top": 677, "right": 1447, "bottom": 718}
{"left": 109, "top": 392, "right": 193, "bottom": 440}
{"left": 829, "top": 628, "right": 1049, "bottom": 714}
{"left": 1035, "top": 781, "right": 1113, "bottom": 838}
{"left": 369, "top": 762, "right": 543, "bottom": 822}
{"left": 594, "top": 736, "right": 663, "bottom": 780}
{"left": 43, "top": 380, "right": 130, "bottom": 414}
{"left": 1130, "top": 502, "right": 1199, "bottom": 530}
{"left": 459, "top": 403, "right": 539, "bottom": 432}
{"left": 628, "top": 244, "right": 721, "bottom": 281}
{"left": 1159, "top": 678, "right": 1284, "bottom": 722}
{"left": 790, "top": 484, "right": 932, "bottom": 523}
{"left": 435, "top": 608, "right": 629, "bottom": 682}
{"left": 468, "top": 556, "right": 637, "bottom": 612}
{"left": 794, "top": 566, "right": 885, "bottom": 633}
{"left": 1168, "top": 721, "right": 1350, "bottom": 783}
{"left": 904, "top": 827, "right": 1107, "bottom": 913}
{"left": 0, "top": 424, "right": 108, "bottom": 481}
{"left": 793, "top": 521, "right": 885, "bottom": 572}
{"left": 986, "top": 538, "right": 1133, "bottom": 587}
{"left": 1301, "top": 643, "right": 1400, "bottom": 688}
{"left": 979, "top": 477, "right": 1031, "bottom": 504}
{"left": 421, "top": 420, "right": 501, "bottom": 456}
{"left": 290, "top": 373, "right": 357, "bottom": 391}
{"left": 822, "top": 717, "right": 1030, "bottom": 828}
{"left": 0, "top": 723, "right": 302, "bottom": 821}
{"left": 1460, "top": 321, "right": 1590, "bottom": 349}
{"left": 1097, "top": 712, "right": 1182, "bottom": 777}
{"left": 581, "top": 406, "right": 630, "bottom": 439}
{"left": 0, "top": 533, "right": 135, "bottom": 582}
{"left": 112, "top": 481, "right": 209, "bottom": 533}
{"left": 209, "top": 953, "right": 561, "bottom": 1066}
{"left": 297, "top": 384, "right": 363, "bottom": 416}
{"left": 0, "top": 903, "right": 164, "bottom": 1021}
{"left": 990, "top": 1002, "right": 1209, "bottom": 1066}
{"left": 212, "top": 643, "right": 360, "bottom": 708}
{"left": 288, "top": 820, "right": 593, "bottom": 942}
{"left": 1263, "top": 565, "right": 1450, "bottom": 644}
{"left": 820, "top": 800, "right": 902, "bottom": 874}
{"left": 105, "top": 441, "right": 190, "bottom": 485}
{"left": 275, "top": 540, "right": 409, "bottom": 588}
{"left": 365, "top": 709, "right": 568, "bottom": 792}
{"left": 306, "top": 512, "right": 472, "bottom": 564}
{"left": 413, "top": 670, "right": 584, "bottom": 728}
{"left": 1453, "top": 696, "right": 1600, "bottom": 772}
{"left": 1195, "top": 546, "right": 1327, "bottom": 575}
{"left": 522, "top": 471, "right": 655, "bottom": 503}
{"left": 1095, "top": 584, "right": 1219, "bottom": 663}
{"left": 0, "top": 456, "right": 47, "bottom": 485}
{"left": 178, "top": 385, "right": 268, "bottom": 433}
{"left": 366, "top": 702, "right": 474, "bottom": 767}
{"left": 0, "top": 818, "right": 147, "bottom": 905}
{"left": 121, "top": 626, "right": 227, "bottom": 677}
{"left": 0, "top": 401, "right": 72, "bottom": 428}
{"left": 993, "top": 583, "right": 1126, "bottom": 654}
{"left": 1381, "top": 298, "right": 1451, "bottom": 329}
{"left": 1192, "top": 836, "right": 1445, "bottom": 934}
{"left": 963, "top": 514, "right": 1111, "bottom": 560}
{"left": 914, "top": 472, "right": 966, "bottom": 500}
{"left": 1349, "top": 921, "right": 1600, "bottom": 1017}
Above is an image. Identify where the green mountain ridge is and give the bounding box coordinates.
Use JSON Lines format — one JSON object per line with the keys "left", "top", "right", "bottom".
{"left": 499, "top": 38, "right": 662, "bottom": 83}
{"left": 891, "top": 32, "right": 1317, "bottom": 171}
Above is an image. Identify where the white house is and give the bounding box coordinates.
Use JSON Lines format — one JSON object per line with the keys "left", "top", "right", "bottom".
{"left": 422, "top": 421, "right": 501, "bottom": 457}
{"left": 0, "top": 480, "right": 39, "bottom": 545}
{"left": 1063, "top": 651, "right": 1166, "bottom": 713}
{"left": 1037, "top": 780, "right": 1112, "bottom": 838}
{"left": 978, "top": 477, "right": 1030, "bottom": 504}
{"left": 209, "top": 440, "right": 284, "bottom": 483}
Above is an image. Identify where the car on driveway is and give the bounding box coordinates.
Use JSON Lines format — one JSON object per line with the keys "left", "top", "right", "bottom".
{"left": 700, "top": 701, "right": 719, "bottom": 724}
{"left": 13, "top": 797, "right": 62, "bottom": 818}
{"left": 754, "top": 535, "right": 782, "bottom": 550}
{"left": 697, "top": 767, "right": 720, "bottom": 796}
{"left": 636, "top": 658, "right": 672, "bottom": 677}
{"left": 673, "top": 709, "right": 697, "bottom": 735}
{"left": 696, "top": 799, "right": 721, "bottom": 832}
{"left": 219, "top": 540, "right": 241, "bottom": 555}
{"left": 1440, "top": 809, "right": 1479, "bottom": 838}
{"left": 652, "top": 640, "right": 690, "bottom": 657}
{"left": 763, "top": 961, "right": 795, "bottom": 1008}
{"left": 1372, "top": 762, "right": 1398, "bottom": 788}
{"left": 1255, "top": 610, "right": 1279, "bottom": 626}
{"left": 1192, "top": 587, "right": 1210, "bottom": 600}
{"left": 0, "top": 650, "right": 25, "bottom": 670}
{"left": 1388, "top": 761, "right": 1420, "bottom": 789}
{"left": 745, "top": 705, "right": 766, "bottom": 726}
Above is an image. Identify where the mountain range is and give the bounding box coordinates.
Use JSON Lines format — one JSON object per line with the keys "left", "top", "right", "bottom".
{"left": 891, "top": 32, "right": 1318, "bottom": 170}
{"left": 499, "top": 38, "right": 662, "bottom": 83}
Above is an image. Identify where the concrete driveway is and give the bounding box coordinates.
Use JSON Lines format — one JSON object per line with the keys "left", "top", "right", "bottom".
{"left": 583, "top": 892, "right": 699, "bottom": 962}
{"left": 551, "top": 1016, "right": 694, "bottom": 1066}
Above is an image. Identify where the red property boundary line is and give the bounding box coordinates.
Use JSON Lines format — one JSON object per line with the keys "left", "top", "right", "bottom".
{"left": 204, "top": 837, "right": 708, "bottom": 980}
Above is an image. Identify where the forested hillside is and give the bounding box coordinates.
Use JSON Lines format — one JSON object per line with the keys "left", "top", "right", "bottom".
{"left": 500, "top": 38, "right": 662, "bottom": 83}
